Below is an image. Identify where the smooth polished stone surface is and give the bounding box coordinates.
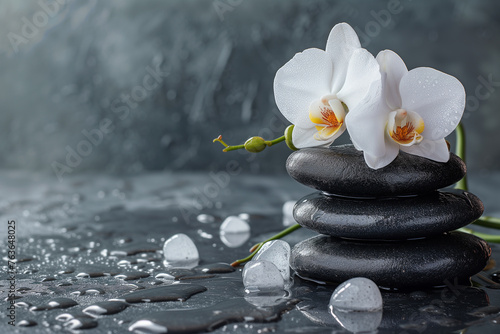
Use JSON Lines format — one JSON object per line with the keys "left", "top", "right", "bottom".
{"left": 293, "top": 190, "right": 484, "bottom": 240}
{"left": 286, "top": 145, "right": 466, "bottom": 197}
{"left": 291, "top": 232, "right": 491, "bottom": 289}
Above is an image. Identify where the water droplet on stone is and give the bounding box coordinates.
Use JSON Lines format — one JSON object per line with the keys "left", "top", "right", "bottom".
{"left": 129, "top": 320, "right": 168, "bottom": 333}
{"left": 58, "top": 267, "right": 75, "bottom": 274}
{"left": 30, "top": 297, "right": 78, "bottom": 311}
{"left": 18, "top": 319, "right": 37, "bottom": 327}
{"left": 115, "top": 271, "right": 150, "bottom": 281}
{"left": 63, "top": 318, "right": 98, "bottom": 330}
{"left": 115, "top": 284, "right": 207, "bottom": 303}
{"left": 71, "top": 287, "right": 105, "bottom": 296}
{"left": 76, "top": 271, "right": 105, "bottom": 279}
{"left": 15, "top": 301, "right": 32, "bottom": 308}
{"left": 243, "top": 260, "right": 284, "bottom": 293}
{"left": 194, "top": 262, "right": 235, "bottom": 274}
{"left": 328, "top": 277, "right": 382, "bottom": 312}
{"left": 41, "top": 276, "right": 56, "bottom": 282}
{"left": 163, "top": 233, "right": 199, "bottom": 269}
{"left": 155, "top": 273, "right": 175, "bottom": 282}
{"left": 83, "top": 301, "right": 129, "bottom": 317}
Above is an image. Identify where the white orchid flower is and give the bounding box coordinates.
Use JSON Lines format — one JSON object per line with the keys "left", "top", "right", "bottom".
{"left": 273, "top": 23, "right": 381, "bottom": 148}
{"left": 346, "top": 50, "right": 466, "bottom": 169}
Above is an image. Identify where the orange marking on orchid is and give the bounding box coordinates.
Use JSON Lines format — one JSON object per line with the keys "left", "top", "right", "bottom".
{"left": 320, "top": 107, "right": 341, "bottom": 127}
{"left": 391, "top": 122, "right": 416, "bottom": 144}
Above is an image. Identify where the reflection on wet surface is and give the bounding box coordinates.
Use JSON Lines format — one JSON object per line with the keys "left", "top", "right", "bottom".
{"left": 1, "top": 171, "right": 500, "bottom": 333}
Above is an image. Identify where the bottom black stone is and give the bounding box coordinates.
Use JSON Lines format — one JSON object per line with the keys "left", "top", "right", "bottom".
{"left": 290, "top": 232, "right": 491, "bottom": 289}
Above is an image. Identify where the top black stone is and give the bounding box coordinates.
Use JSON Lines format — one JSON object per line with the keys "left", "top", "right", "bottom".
{"left": 286, "top": 145, "right": 466, "bottom": 197}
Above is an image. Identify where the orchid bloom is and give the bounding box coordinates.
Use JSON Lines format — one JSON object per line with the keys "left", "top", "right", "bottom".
{"left": 346, "top": 50, "right": 466, "bottom": 169}
{"left": 273, "top": 23, "right": 381, "bottom": 148}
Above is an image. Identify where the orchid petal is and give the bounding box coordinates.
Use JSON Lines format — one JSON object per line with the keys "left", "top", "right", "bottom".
{"left": 291, "top": 126, "right": 332, "bottom": 148}
{"left": 376, "top": 50, "right": 407, "bottom": 110}
{"left": 274, "top": 48, "right": 334, "bottom": 127}
{"left": 337, "top": 48, "right": 381, "bottom": 110}
{"left": 325, "top": 23, "right": 362, "bottom": 93}
{"left": 400, "top": 138, "right": 450, "bottom": 163}
{"left": 313, "top": 123, "right": 346, "bottom": 142}
{"left": 345, "top": 80, "right": 387, "bottom": 159}
{"left": 363, "top": 140, "right": 400, "bottom": 170}
{"left": 399, "top": 67, "right": 466, "bottom": 140}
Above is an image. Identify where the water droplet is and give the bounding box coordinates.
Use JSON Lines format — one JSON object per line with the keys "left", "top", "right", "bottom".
{"left": 83, "top": 301, "right": 129, "bottom": 316}
{"left": 63, "top": 318, "right": 98, "bottom": 330}
{"left": 18, "top": 320, "right": 37, "bottom": 327}
{"left": 155, "top": 273, "right": 175, "bottom": 282}
{"left": 115, "top": 284, "right": 207, "bottom": 303}
{"left": 197, "top": 214, "right": 215, "bottom": 224}
{"left": 30, "top": 298, "right": 78, "bottom": 311}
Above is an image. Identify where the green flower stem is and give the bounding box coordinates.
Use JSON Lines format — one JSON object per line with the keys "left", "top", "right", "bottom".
{"left": 452, "top": 123, "right": 500, "bottom": 232}
{"left": 459, "top": 227, "right": 500, "bottom": 243}
{"left": 472, "top": 216, "right": 500, "bottom": 229}
{"left": 454, "top": 123, "right": 468, "bottom": 191}
{"left": 213, "top": 134, "right": 286, "bottom": 153}
{"left": 223, "top": 144, "right": 246, "bottom": 152}
{"left": 265, "top": 135, "right": 286, "bottom": 146}
{"left": 231, "top": 224, "right": 302, "bottom": 267}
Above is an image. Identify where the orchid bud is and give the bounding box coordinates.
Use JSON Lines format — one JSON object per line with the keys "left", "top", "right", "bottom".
{"left": 284, "top": 125, "right": 298, "bottom": 151}
{"left": 244, "top": 137, "right": 267, "bottom": 153}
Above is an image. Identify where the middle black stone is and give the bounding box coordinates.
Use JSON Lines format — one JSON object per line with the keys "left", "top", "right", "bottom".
{"left": 293, "top": 189, "right": 484, "bottom": 240}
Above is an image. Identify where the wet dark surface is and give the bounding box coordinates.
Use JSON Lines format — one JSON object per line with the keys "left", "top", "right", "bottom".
{"left": 1, "top": 171, "right": 500, "bottom": 333}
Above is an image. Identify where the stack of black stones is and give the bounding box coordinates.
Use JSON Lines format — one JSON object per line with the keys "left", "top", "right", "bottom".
{"left": 287, "top": 145, "right": 491, "bottom": 289}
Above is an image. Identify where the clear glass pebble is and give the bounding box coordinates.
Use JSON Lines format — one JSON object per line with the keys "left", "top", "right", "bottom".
{"left": 162, "top": 233, "right": 199, "bottom": 269}
{"left": 220, "top": 216, "right": 250, "bottom": 233}
{"left": 219, "top": 216, "right": 250, "bottom": 248}
{"left": 254, "top": 240, "right": 291, "bottom": 286}
{"left": 328, "top": 277, "right": 383, "bottom": 312}
{"left": 242, "top": 260, "right": 284, "bottom": 293}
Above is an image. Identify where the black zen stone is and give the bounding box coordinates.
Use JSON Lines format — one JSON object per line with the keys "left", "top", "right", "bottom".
{"left": 286, "top": 145, "right": 466, "bottom": 197}
{"left": 293, "top": 190, "right": 483, "bottom": 240}
{"left": 290, "top": 232, "right": 491, "bottom": 289}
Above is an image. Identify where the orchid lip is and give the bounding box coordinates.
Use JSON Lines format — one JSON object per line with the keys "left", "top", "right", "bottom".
{"left": 387, "top": 109, "right": 425, "bottom": 146}
{"left": 309, "top": 95, "right": 347, "bottom": 141}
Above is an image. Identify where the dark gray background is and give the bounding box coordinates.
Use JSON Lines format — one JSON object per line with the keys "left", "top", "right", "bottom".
{"left": 1, "top": 0, "right": 499, "bottom": 177}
